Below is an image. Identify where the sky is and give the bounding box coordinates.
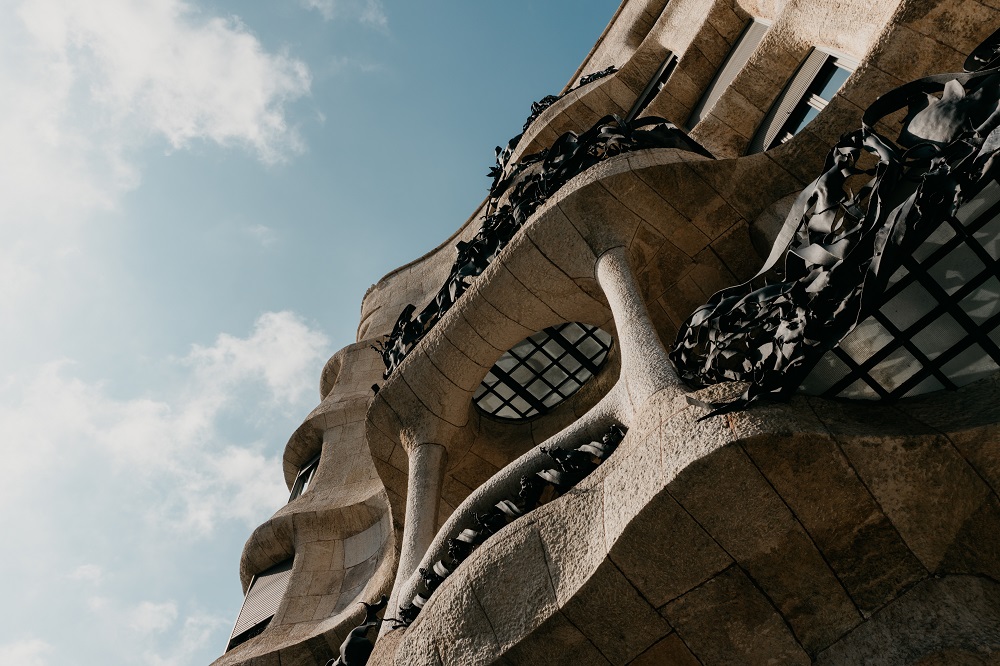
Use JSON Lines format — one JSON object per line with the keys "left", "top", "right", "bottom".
{"left": 0, "top": 1, "right": 619, "bottom": 664}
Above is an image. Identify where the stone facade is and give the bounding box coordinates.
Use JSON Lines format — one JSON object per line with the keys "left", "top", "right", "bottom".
{"left": 211, "top": 1, "right": 1000, "bottom": 664}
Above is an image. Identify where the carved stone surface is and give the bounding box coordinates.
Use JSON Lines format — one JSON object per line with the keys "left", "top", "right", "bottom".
{"left": 213, "top": 2, "right": 1000, "bottom": 665}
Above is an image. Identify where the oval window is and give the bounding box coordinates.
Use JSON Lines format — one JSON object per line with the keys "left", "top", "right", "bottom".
{"left": 473, "top": 322, "right": 613, "bottom": 420}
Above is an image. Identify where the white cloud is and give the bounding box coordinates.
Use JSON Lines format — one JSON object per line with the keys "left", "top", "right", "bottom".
{"left": 70, "top": 563, "right": 105, "bottom": 584}
{"left": 15, "top": 0, "right": 312, "bottom": 164}
{"left": 144, "top": 612, "right": 229, "bottom": 666}
{"left": 0, "top": 310, "right": 330, "bottom": 662}
{"left": 0, "top": 310, "right": 329, "bottom": 532}
{"left": 0, "top": 639, "right": 53, "bottom": 666}
{"left": 302, "top": 0, "right": 388, "bottom": 29}
{"left": 130, "top": 601, "right": 179, "bottom": 634}
{"left": 245, "top": 223, "right": 277, "bottom": 247}
{"left": 0, "top": 0, "right": 312, "bottom": 315}
{"left": 185, "top": 310, "right": 331, "bottom": 408}
{"left": 81, "top": 594, "right": 229, "bottom": 665}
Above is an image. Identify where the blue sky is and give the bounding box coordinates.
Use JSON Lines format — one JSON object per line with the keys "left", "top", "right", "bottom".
{"left": 0, "top": 1, "right": 617, "bottom": 664}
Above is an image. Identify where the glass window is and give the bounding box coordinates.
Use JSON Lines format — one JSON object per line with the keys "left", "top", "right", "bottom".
{"left": 771, "top": 58, "right": 855, "bottom": 147}
{"left": 799, "top": 180, "right": 1000, "bottom": 399}
{"left": 288, "top": 453, "right": 320, "bottom": 502}
{"left": 473, "top": 322, "right": 613, "bottom": 421}
{"left": 626, "top": 52, "right": 678, "bottom": 122}
{"left": 749, "top": 50, "right": 857, "bottom": 153}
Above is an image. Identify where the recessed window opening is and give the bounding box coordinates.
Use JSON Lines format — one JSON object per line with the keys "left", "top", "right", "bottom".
{"left": 626, "top": 51, "right": 678, "bottom": 122}
{"left": 226, "top": 558, "right": 293, "bottom": 652}
{"left": 288, "top": 453, "right": 320, "bottom": 502}
{"left": 686, "top": 19, "right": 771, "bottom": 129}
{"left": 749, "top": 50, "right": 857, "bottom": 153}
{"left": 473, "top": 322, "right": 613, "bottom": 421}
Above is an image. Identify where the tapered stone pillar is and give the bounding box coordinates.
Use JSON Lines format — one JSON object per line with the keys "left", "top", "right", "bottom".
{"left": 383, "top": 442, "right": 446, "bottom": 634}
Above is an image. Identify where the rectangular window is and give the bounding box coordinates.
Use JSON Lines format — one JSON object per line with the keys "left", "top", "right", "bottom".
{"left": 625, "top": 51, "right": 678, "bottom": 122}
{"left": 226, "top": 558, "right": 294, "bottom": 652}
{"left": 686, "top": 19, "right": 771, "bottom": 129}
{"left": 288, "top": 453, "right": 320, "bottom": 502}
{"left": 748, "top": 50, "right": 857, "bottom": 153}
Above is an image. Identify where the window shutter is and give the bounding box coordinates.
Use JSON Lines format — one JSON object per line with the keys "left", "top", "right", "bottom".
{"left": 227, "top": 558, "right": 294, "bottom": 650}
{"left": 626, "top": 51, "right": 678, "bottom": 122}
{"left": 687, "top": 19, "right": 769, "bottom": 129}
{"left": 748, "top": 49, "right": 830, "bottom": 154}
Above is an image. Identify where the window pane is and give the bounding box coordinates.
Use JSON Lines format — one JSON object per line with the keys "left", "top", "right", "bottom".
{"left": 816, "top": 63, "right": 852, "bottom": 101}
{"left": 787, "top": 104, "right": 821, "bottom": 137}
{"left": 473, "top": 323, "right": 613, "bottom": 421}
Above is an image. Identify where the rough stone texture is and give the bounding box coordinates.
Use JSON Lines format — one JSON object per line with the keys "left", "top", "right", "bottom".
{"left": 815, "top": 575, "right": 1000, "bottom": 665}
{"left": 559, "top": 559, "right": 671, "bottom": 664}
{"left": 662, "top": 565, "right": 812, "bottom": 666}
{"left": 627, "top": 633, "right": 701, "bottom": 666}
{"left": 667, "top": 444, "right": 862, "bottom": 652}
{"left": 213, "top": 1, "right": 1000, "bottom": 664}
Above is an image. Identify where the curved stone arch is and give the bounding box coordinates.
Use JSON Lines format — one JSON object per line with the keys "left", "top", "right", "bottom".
{"left": 511, "top": 75, "right": 631, "bottom": 163}
{"left": 372, "top": 377, "right": 1000, "bottom": 664}
{"left": 218, "top": 341, "right": 397, "bottom": 666}
{"left": 569, "top": 0, "right": 672, "bottom": 85}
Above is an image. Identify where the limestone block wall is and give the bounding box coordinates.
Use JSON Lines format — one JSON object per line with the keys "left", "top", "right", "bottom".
{"left": 212, "top": 0, "right": 1000, "bottom": 664}
{"left": 370, "top": 378, "right": 1000, "bottom": 665}
{"left": 212, "top": 343, "right": 396, "bottom": 666}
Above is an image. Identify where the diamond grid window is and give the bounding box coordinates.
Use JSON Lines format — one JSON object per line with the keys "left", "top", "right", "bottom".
{"left": 800, "top": 181, "right": 1000, "bottom": 399}
{"left": 473, "top": 323, "right": 613, "bottom": 421}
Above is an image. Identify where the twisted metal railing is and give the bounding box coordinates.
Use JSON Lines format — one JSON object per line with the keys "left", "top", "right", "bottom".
{"left": 373, "top": 111, "right": 712, "bottom": 381}
{"left": 671, "top": 29, "right": 1000, "bottom": 414}
{"left": 393, "top": 424, "right": 627, "bottom": 628}
{"left": 326, "top": 596, "right": 388, "bottom": 666}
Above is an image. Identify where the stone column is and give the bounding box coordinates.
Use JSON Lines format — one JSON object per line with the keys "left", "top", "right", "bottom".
{"left": 596, "top": 245, "right": 681, "bottom": 408}
{"left": 383, "top": 442, "right": 446, "bottom": 633}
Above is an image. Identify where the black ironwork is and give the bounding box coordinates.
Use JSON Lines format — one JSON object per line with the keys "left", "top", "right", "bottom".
{"left": 326, "top": 595, "right": 389, "bottom": 666}
{"left": 579, "top": 65, "right": 618, "bottom": 87}
{"left": 670, "top": 43, "right": 1000, "bottom": 415}
{"left": 374, "top": 115, "right": 712, "bottom": 380}
{"left": 966, "top": 27, "right": 1000, "bottom": 73}
{"left": 522, "top": 94, "right": 561, "bottom": 132}
{"left": 521, "top": 66, "right": 618, "bottom": 132}
{"left": 473, "top": 322, "right": 613, "bottom": 421}
{"left": 393, "top": 424, "right": 627, "bottom": 628}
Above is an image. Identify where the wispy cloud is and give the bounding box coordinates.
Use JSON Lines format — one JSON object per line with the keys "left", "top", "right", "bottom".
{"left": 0, "top": 0, "right": 313, "bottom": 318}
{"left": 245, "top": 223, "right": 278, "bottom": 247}
{"left": 69, "top": 564, "right": 105, "bottom": 584}
{"left": 301, "top": 0, "right": 388, "bottom": 30}
{"left": 0, "top": 310, "right": 331, "bottom": 662}
{"left": 0, "top": 639, "right": 53, "bottom": 666}
{"left": 130, "top": 601, "right": 180, "bottom": 634}
{"left": 0, "top": 310, "right": 329, "bottom": 531}
{"left": 326, "top": 55, "right": 386, "bottom": 75}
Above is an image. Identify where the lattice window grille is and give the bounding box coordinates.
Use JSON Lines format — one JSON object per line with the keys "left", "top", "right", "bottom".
{"left": 800, "top": 180, "right": 1000, "bottom": 399}
{"left": 473, "top": 323, "right": 613, "bottom": 420}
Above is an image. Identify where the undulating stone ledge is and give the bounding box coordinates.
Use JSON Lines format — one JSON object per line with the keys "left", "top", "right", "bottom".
{"left": 368, "top": 374, "right": 1000, "bottom": 665}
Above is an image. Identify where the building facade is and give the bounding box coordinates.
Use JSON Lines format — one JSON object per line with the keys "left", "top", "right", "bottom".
{"left": 211, "top": 1, "right": 1000, "bottom": 664}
